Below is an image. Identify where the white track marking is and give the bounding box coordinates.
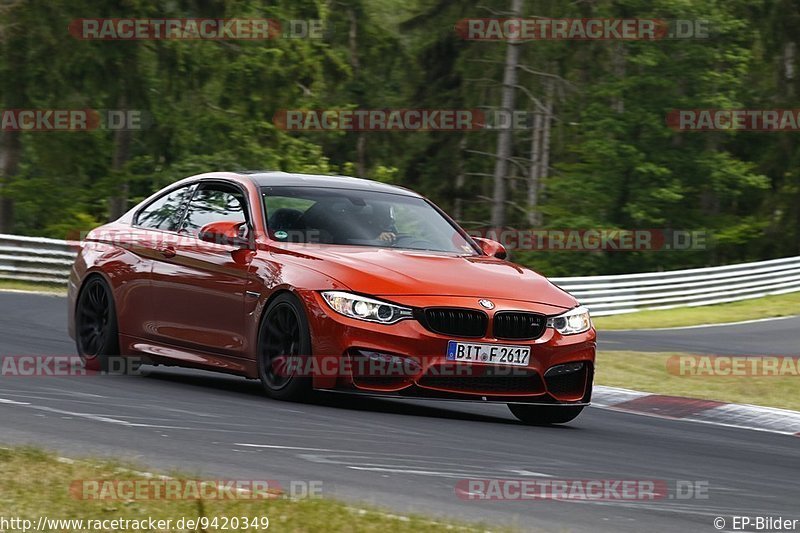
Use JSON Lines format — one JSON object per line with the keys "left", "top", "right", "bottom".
{"left": 609, "top": 314, "right": 800, "bottom": 331}
{"left": 233, "top": 443, "right": 344, "bottom": 452}
{"left": 0, "top": 397, "right": 30, "bottom": 405}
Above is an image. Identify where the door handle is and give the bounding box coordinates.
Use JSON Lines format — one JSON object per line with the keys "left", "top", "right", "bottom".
{"left": 158, "top": 245, "right": 176, "bottom": 258}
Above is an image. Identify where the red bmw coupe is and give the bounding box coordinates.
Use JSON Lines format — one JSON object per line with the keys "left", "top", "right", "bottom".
{"left": 68, "top": 171, "right": 596, "bottom": 424}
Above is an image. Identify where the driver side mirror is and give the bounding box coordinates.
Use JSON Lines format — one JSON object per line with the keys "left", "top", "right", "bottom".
{"left": 473, "top": 237, "right": 507, "bottom": 259}
{"left": 198, "top": 221, "right": 252, "bottom": 249}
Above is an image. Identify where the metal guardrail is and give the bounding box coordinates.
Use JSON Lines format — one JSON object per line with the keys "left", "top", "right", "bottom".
{"left": 1, "top": 233, "right": 799, "bottom": 316}
{"left": 0, "top": 234, "right": 78, "bottom": 285}
{"left": 552, "top": 256, "right": 800, "bottom": 316}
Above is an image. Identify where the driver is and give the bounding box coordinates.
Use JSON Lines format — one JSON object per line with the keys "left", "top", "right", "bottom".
{"left": 372, "top": 204, "right": 397, "bottom": 244}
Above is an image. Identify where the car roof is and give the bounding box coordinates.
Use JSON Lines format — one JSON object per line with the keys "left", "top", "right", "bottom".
{"left": 237, "top": 171, "right": 421, "bottom": 197}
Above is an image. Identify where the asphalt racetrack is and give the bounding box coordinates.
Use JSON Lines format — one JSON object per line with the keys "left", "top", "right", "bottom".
{"left": 600, "top": 315, "right": 800, "bottom": 355}
{"left": 0, "top": 292, "right": 798, "bottom": 532}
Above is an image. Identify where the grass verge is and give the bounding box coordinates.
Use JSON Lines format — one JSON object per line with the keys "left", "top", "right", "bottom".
{"left": 0, "top": 279, "right": 67, "bottom": 295}
{"left": 592, "top": 291, "right": 800, "bottom": 330}
{"left": 596, "top": 351, "right": 800, "bottom": 411}
{"left": 0, "top": 447, "right": 488, "bottom": 532}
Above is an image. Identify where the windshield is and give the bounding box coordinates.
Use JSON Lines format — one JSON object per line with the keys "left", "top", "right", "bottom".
{"left": 262, "top": 186, "right": 478, "bottom": 255}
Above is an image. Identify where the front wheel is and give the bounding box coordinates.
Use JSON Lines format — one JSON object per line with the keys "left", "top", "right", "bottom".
{"left": 508, "top": 404, "right": 584, "bottom": 425}
{"left": 257, "top": 293, "right": 313, "bottom": 401}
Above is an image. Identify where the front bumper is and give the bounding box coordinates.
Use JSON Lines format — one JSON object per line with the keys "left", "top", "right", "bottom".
{"left": 298, "top": 291, "right": 596, "bottom": 405}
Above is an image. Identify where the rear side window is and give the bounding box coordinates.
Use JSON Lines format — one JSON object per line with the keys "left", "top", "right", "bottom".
{"left": 180, "top": 184, "right": 247, "bottom": 236}
{"left": 135, "top": 185, "right": 196, "bottom": 231}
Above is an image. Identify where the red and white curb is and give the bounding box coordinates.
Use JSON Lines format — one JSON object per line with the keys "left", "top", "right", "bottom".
{"left": 593, "top": 385, "right": 800, "bottom": 436}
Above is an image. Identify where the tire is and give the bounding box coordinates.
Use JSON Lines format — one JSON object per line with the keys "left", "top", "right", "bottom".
{"left": 257, "top": 293, "right": 313, "bottom": 401}
{"left": 75, "top": 276, "right": 122, "bottom": 373}
{"left": 508, "top": 404, "right": 584, "bottom": 425}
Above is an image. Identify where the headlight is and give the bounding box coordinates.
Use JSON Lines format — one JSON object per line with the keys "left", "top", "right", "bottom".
{"left": 321, "top": 291, "right": 414, "bottom": 324}
{"left": 547, "top": 306, "right": 592, "bottom": 335}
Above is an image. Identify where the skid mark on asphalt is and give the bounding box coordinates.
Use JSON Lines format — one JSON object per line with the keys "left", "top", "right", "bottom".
{"left": 345, "top": 463, "right": 554, "bottom": 479}
{"left": 229, "top": 445, "right": 491, "bottom": 468}
{"left": 0, "top": 398, "right": 191, "bottom": 429}
{"left": 0, "top": 391, "right": 207, "bottom": 421}
{"left": 302, "top": 453, "right": 553, "bottom": 480}
{"left": 231, "top": 437, "right": 588, "bottom": 471}
{"left": 0, "top": 399, "right": 403, "bottom": 442}
{"left": 347, "top": 466, "right": 509, "bottom": 478}
{"left": 247, "top": 443, "right": 562, "bottom": 481}
{"left": 0, "top": 391, "right": 121, "bottom": 406}
{"left": 534, "top": 499, "right": 772, "bottom": 520}
{"left": 37, "top": 387, "right": 106, "bottom": 398}
{"left": 3, "top": 393, "right": 422, "bottom": 449}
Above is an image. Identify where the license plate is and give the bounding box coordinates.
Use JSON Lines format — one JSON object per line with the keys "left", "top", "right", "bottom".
{"left": 446, "top": 341, "right": 530, "bottom": 366}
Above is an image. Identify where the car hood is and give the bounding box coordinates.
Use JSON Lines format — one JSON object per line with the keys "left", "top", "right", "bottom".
{"left": 270, "top": 245, "right": 577, "bottom": 308}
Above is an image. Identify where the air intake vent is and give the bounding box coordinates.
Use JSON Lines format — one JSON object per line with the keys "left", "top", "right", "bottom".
{"left": 419, "top": 308, "right": 487, "bottom": 338}
{"left": 419, "top": 366, "right": 545, "bottom": 394}
{"left": 493, "top": 312, "right": 547, "bottom": 340}
{"left": 544, "top": 362, "right": 589, "bottom": 398}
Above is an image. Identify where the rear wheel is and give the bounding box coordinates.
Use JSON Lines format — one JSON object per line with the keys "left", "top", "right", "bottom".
{"left": 508, "top": 404, "right": 584, "bottom": 425}
{"left": 75, "top": 276, "right": 120, "bottom": 372}
{"left": 257, "top": 293, "right": 313, "bottom": 401}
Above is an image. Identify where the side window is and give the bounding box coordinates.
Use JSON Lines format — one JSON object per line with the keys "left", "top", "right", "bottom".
{"left": 180, "top": 183, "right": 247, "bottom": 236}
{"left": 135, "top": 185, "right": 196, "bottom": 231}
